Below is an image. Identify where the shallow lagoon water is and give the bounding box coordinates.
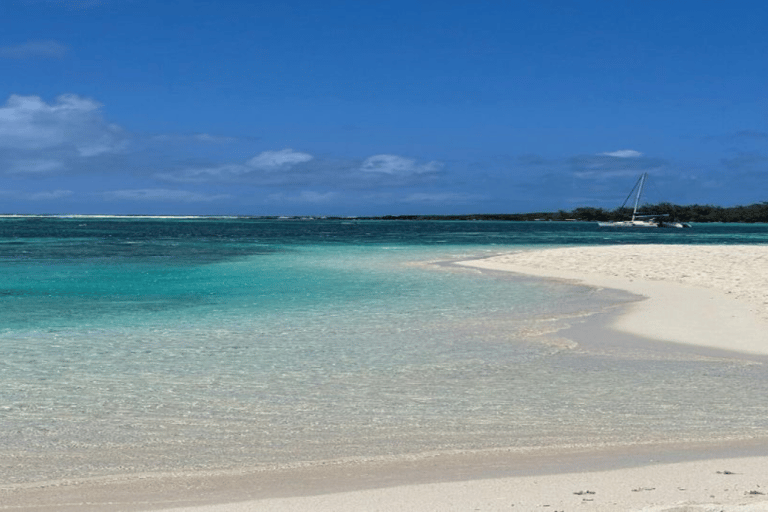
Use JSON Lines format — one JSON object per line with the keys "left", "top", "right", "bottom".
{"left": 2, "top": 218, "right": 768, "bottom": 484}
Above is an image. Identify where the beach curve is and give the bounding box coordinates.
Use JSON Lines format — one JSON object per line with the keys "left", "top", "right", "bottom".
{"left": 459, "top": 244, "right": 768, "bottom": 356}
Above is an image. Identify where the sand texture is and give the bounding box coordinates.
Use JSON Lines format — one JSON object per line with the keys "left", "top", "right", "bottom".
{"left": 160, "top": 457, "right": 768, "bottom": 511}
{"left": 459, "top": 244, "right": 768, "bottom": 355}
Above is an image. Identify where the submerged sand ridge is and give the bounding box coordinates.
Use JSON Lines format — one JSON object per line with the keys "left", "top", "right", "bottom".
{"left": 459, "top": 244, "right": 768, "bottom": 355}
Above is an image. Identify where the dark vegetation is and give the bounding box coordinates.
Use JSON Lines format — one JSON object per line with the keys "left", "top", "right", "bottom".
{"left": 365, "top": 202, "right": 768, "bottom": 223}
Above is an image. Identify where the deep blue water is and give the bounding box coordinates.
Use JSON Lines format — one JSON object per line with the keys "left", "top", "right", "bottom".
{"left": 4, "top": 217, "right": 768, "bottom": 249}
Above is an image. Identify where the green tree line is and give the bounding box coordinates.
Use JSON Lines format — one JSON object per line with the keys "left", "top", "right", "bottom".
{"left": 369, "top": 202, "right": 768, "bottom": 223}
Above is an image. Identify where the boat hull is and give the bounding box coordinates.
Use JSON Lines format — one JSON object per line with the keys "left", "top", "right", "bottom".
{"left": 598, "top": 220, "right": 660, "bottom": 228}
{"left": 597, "top": 220, "right": 690, "bottom": 228}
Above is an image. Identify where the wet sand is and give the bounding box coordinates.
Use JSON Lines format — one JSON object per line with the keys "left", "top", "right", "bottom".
{"left": 5, "top": 442, "right": 768, "bottom": 511}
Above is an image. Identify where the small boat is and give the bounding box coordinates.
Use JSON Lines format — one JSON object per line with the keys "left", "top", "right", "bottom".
{"left": 597, "top": 173, "right": 690, "bottom": 228}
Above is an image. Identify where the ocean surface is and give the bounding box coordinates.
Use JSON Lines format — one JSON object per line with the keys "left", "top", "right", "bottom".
{"left": 2, "top": 217, "right": 768, "bottom": 485}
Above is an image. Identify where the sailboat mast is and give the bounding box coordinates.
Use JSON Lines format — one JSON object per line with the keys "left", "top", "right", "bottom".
{"left": 631, "top": 172, "right": 646, "bottom": 221}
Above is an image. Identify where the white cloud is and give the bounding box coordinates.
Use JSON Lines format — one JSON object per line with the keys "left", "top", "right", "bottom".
{"left": 0, "top": 94, "right": 128, "bottom": 157}
{"left": 0, "top": 40, "right": 68, "bottom": 59}
{"left": 599, "top": 149, "right": 643, "bottom": 158}
{"left": 104, "top": 189, "right": 230, "bottom": 202}
{"left": 360, "top": 154, "right": 442, "bottom": 175}
{"left": 246, "top": 149, "right": 313, "bottom": 170}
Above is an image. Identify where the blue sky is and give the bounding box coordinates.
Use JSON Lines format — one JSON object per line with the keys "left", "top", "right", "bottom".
{"left": 1, "top": 0, "right": 766, "bottom": 216}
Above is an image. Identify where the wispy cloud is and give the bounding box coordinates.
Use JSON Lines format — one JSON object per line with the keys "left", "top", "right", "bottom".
{"left": 7, "top": 159, "right": 67, "bottom": 174}
{"left": 152, "top": 133, "right": 239, "bottom": 144}
{"left": 155, "top": 150, "right": 444, "bottom": 192}
{"left": 247, "top": 149, "right": 314, "bottom": 170}
{"left": 155, "top": 164, "right": 243, "bottom": 183}
{"left": 0, "top": 40, "right": 69, "bottom": 59}
{"left": 156, "top": 149, "right": 314, "bottom": 183}
{"left": 400, "top": 192, "right": 482, "bottom": 204}
{"left": 104, "top": 189, "right": 230, "bottom": 202}
{"left": 360, "top": 154, "right": 442, "bottom": 175}
{"left": 266, "top": 190, "right": 340, "bottom": 204}
{"left": 734, "top": 130, "right": 768, "bottom": 140}
{"left": 569, "top": 150, "right": 663, "bottom": 180}
{"left": 598, "top": 149, "right": 643, "bottom": 158}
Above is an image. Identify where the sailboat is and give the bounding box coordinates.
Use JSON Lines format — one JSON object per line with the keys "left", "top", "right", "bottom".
{"left": 597, "top": 173, "right": 690, "bottom": 228}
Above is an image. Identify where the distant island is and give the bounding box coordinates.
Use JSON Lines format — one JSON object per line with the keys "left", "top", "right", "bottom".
{"left": 364, "top": 202, "right": 768, "bottom": 223}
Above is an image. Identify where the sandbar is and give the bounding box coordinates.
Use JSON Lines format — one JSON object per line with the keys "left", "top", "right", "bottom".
{"left": 459, "top": 244, "right": 768, "bottom": 356}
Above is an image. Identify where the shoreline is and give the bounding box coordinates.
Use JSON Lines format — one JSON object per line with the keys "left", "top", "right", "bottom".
{"left": 5, "top": 244, "right": 768, "bottom": 511}
{"left": 165, "top": 455, "right": 768, "bottom": 512}
{"left": 5, "top": 439, "right": 768, "bottom": 511}
{"left": 459, "top": 244, "right": 768, "bottom": 356}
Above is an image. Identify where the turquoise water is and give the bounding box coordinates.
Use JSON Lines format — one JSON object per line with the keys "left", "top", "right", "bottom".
{"left": 2, "top": 218, "right": 768, "bottom": 484}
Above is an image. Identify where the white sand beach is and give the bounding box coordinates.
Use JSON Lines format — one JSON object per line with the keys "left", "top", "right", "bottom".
{"left": 162, "top": 456, "right": 768, "bottom": 511}
{"left": 6, "top": 245, "right": 768, "bottom": 511}
{"left": 7, "top": 452, "right": 768, "bottom": 511}
{"left": 458, "top": 244, "right": 768, "bottom": 355}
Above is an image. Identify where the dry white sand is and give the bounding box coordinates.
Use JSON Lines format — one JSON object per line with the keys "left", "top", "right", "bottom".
{"left": 459, "top": 244, "right": 768, "bottom": 356}
{"left": 7, "top": 453, "right": 768, "bottom": 511}
{"left": 161, "top": 457, "right": 768, "bottom": 511}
